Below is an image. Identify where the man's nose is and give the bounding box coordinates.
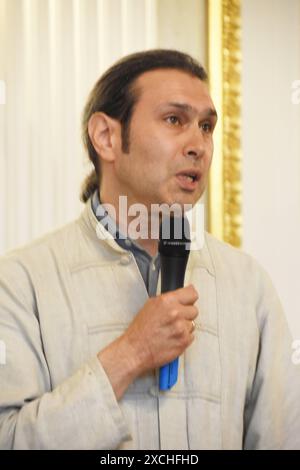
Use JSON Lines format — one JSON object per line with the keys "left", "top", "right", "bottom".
{"left": 183, "top": 127, "right": 205, "bottom": 160}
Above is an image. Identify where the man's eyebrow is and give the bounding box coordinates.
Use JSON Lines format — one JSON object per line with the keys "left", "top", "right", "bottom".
{"left": 161, "top": 102, "right": 218, "bottom": 119}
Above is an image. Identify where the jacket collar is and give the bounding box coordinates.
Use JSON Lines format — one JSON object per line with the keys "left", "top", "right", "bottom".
{"left": 79, "top": 197, "right": 215, "bottom": 277}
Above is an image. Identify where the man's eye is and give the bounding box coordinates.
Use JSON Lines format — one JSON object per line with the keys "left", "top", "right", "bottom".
{"left": 201, "top": 122, "right": 212, "bottom": 132}
{"left": 201, "top": 122, "right": 213, "bottom": 133}
{"left": 166, "top": 115, "right": 180, "bottom": 126}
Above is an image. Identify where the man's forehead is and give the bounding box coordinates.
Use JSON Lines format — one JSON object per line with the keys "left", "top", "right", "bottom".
{"left": 134, "top": 68, "right": 213, "bottom": 108}
{"left": 135, "top": 68, "right": 208, "bottom": 91}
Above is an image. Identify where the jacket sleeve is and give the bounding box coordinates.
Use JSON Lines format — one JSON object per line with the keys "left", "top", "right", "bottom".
{"left": 243, "top": 266, "right": 300, "bottom": 449}
{"left": 0, "top": 256, "right": 131, "bottom": 449}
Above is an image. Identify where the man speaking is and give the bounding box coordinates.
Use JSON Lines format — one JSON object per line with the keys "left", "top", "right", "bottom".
{"left": 0, "top": 49, "right": 299, "bottom": 449}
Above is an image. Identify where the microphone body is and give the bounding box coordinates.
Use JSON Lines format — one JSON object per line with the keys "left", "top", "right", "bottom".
{"left": 158, "top": 215, "right": 190, "bottom": 390}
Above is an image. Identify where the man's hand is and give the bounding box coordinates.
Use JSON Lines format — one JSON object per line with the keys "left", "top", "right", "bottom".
{"left": 123, "top": 284, "right": 199, "bottom": 372}
{"left": 98, "top": 284, "right": 199, "bottom": 400}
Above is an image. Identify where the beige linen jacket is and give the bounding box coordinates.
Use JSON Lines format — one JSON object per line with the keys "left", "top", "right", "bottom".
{"left": 0, "top": 198, "right": 299, "bottom": 449}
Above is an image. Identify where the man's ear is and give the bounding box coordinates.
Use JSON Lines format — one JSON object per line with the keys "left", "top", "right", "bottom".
{"left": 88, "top": 112, "right": 121, "bottom": 163}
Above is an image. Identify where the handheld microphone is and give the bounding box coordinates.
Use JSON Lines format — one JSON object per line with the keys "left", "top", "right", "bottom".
{"left": 158, "top": 214, "right": 191, "bottom": 390}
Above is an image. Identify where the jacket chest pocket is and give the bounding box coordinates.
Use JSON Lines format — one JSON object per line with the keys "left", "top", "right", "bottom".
{"left": 70, "top": 263, "right": 148, "bottom": 327}
{"left": 87, "top": 323, "right": 127, "bottom": 357}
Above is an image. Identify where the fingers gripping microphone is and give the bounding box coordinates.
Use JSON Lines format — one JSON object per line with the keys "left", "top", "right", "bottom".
{"left": 158, "top": 214, "right": 191, "bottom": 390}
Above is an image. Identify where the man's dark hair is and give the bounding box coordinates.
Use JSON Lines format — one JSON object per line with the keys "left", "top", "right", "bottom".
{"left": 80, "top": 49, "right": 208, "bottom": 202}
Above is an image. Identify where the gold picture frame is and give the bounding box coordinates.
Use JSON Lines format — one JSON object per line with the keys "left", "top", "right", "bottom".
{"left": 207, "top": 0, "right": 242, "bottom": 247}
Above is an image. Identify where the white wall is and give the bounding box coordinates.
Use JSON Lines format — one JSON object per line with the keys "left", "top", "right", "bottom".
{"left": 241, "top": 0, "right": 300, "bottom": 337}
{"left": 157, "top": 0, "right": 206, "bottom": 62}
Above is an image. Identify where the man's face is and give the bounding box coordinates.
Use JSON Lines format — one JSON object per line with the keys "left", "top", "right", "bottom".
{"left": 112, "top": 68, "right": 217, "bottom": 210}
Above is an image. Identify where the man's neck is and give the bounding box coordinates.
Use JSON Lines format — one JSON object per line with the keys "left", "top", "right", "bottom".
{"left": 99, "top": 189, "right": 159, "bottom": 257}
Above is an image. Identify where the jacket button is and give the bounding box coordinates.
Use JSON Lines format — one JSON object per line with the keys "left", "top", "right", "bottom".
{"left": 120, "top": 255, "right": 131, "bottom": 265}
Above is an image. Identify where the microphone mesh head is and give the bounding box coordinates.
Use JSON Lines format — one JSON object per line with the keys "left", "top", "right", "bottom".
{"left": 159, "top": 214, "right": 191, "bottom": 257}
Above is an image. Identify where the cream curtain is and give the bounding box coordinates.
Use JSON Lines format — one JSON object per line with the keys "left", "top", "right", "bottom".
{"left": 0, "top": 0, "right": 158, "bottom": 254}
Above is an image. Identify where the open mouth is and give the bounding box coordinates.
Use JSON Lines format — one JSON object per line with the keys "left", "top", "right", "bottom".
{"left": 176, "top": 169, "right": 201, "bottom": 191}
{"left": 176, "top": 169, "right": 201, "bottom": 182}
{"left": 180, "top": 174, "right": 197, "bottom": 182}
